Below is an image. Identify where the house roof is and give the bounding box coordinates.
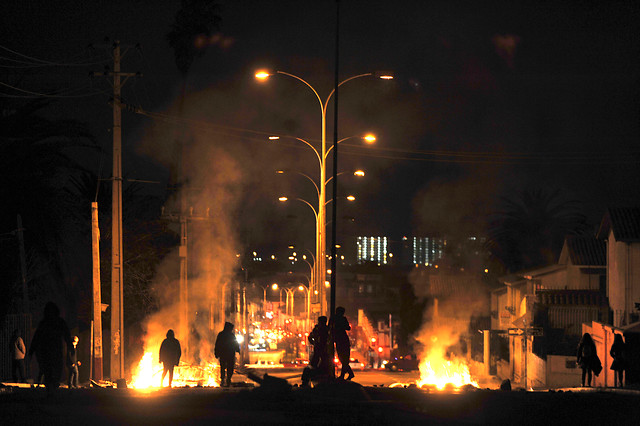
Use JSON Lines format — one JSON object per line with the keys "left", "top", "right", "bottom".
{"left": 560, "top": 236, "right": 606, "bottom": 266}
{"left": 597, "top": 207, "right": 640, "bottom": 242}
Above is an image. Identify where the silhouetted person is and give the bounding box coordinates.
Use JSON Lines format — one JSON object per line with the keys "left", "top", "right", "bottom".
{"left": 28, "top": 302, "right": 72, "bottom": 395}
{"left": 308, "top": 316, "right": 329, "bottom": 370}
{"left": 67, "top": 335, "right": 80, "bottom": 388}
{"left": 159, "top": 329, "right": 181, "bottom": 387}
{"left": 215, "top": 322, "right": 240, "bottom": 387}
{"left": 610, "top": 333, "right": 626, "bottom": 388}
{"left": 577, "top": 332, "right": 597, "bottom": 387}
{"left": 367, "top": 346, "right": 375, "bottom": 369}
{"left": 331, "top": 306, "right": 354, "bottom": 381}
{"left": 10, "top": 329, "right": 26, "bottom": 383}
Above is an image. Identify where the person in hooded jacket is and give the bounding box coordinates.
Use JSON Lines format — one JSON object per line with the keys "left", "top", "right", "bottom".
{"left": 28, "top": 302, "right": 73, "bottom": 395}
{"left": 215, "top": 322, "right": 240, "bottom": 387}
{"left": 159, "top": 329, "right": 181, "bottom": 387}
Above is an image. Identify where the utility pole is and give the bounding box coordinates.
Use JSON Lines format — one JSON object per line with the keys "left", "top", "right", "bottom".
{"left": 91, "top": 202, "right": 103, "bottom": 380}
{"left": 92, "top": 40, "right": 139, "bottom": 381}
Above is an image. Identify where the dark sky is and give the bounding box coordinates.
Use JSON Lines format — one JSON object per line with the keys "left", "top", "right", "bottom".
{"left": 3, "top": 0, "right": 640, "bottom": 256}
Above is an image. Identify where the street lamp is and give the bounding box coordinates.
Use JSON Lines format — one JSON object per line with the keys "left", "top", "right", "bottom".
{"left": 256, "top": 69, "right": 392, "bottom": 316}
{"left": 298, "top": 284, "right": 311, "bottom": 332}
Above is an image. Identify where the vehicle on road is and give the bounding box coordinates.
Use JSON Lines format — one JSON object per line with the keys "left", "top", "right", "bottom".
{"left": 384, "top": 354, "right": 419, "bottom": 371}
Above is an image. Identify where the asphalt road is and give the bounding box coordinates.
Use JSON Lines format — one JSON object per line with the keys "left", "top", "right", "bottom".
{"left": 2, "top": 379, "right": 639, "bottom": 425}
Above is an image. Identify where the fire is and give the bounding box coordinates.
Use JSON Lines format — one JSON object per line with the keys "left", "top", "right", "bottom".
{"left": 416, "top": 333, "right": 478, "bottom": 391}
{"left": 130, "top": 348, "right": 220, "bottom": 390}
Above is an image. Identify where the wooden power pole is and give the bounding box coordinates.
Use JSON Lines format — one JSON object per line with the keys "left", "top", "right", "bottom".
{"left": 93, "top": 40, "right": 139, "bottom": 380}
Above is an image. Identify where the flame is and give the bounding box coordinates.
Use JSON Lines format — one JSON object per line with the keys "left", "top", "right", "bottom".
{"left": 417, "top": 355, "right": 478, "bottom": 390}
{"left": 130, "top": 348, "right": 220, "bottom": 390}
{"left": 416, "top": 332, "right": 478, "bottom": 391}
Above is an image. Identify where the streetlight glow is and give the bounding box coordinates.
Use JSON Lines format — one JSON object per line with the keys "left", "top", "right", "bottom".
{"left": 375, "top": 70, "right": 394, "bottom": 80}
{"left": 255, "top": 70, "right": 271, "bottom": 80}
{"left": 346, "top": 195, "right": 356, "bottom": 201}
{"left": 271, "top": 283, "right": 278, "bottom": 290}
{"left": 268, "top": 136, "right": 280, "bottom": 140}
{"left": 354, "top": 170, "right": 365, "bottom": 177}
{"left": 363, "top": 134, "right": 376, "bottom": 143}
{"left": 278, "top": 196, "right": 288, "bottom": 202}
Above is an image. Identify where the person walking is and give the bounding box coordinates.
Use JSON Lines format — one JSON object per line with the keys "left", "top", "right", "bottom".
{"left": 215, "top": 322, "right": 240, "bottom": 387}
{"left": 10, "top": 329, "right": 26, "bottom": 383}
{"left": 610, "top": 333, "right": 626, "bottom": 388}
{"left": 577, "top": 332, "right": 597, "bottom": 387}
{"left": 67, "top": 336, "right": 80, "bottom": 388}
{"left": 28, "top": 302, "right": 73, "bottom": 395}
{"left": 159, "top": 329, "right": 181, "bottom": 387}
{"left": 331, "top": 306, "right": 354, "bottom": 381}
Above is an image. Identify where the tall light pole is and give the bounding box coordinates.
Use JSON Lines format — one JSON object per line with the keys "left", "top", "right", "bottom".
{"left": 256, "top": 70, "right": 391, "bottom": 316}
{"left": 297, "top": 284, "right": 311, "bottom": 332}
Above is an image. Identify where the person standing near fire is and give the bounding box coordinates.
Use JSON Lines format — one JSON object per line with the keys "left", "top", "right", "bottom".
{"left": 330, "top": 306, "right": 354, "bottom": 381}
{"left": 67, "top": 335, "right": 81, "bottom": 388}
{"left": 215, "top": 322, "right": 240, "bottom": 387}
{"left": 28, "top": 302, "right": 73, "bottom": 395}
{"left": 159, "top": 329, "right": 181, "bottom": 387}
{"left": 10, "top": 329, "right": 26, "bottom": 383}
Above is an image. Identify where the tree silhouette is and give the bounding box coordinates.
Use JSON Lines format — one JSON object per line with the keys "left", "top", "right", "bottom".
{"left": 0, "top": 99, "right": 96, "bottom": 321}
{"left": 487, "top": 187, "right": 589, "bottom": 273}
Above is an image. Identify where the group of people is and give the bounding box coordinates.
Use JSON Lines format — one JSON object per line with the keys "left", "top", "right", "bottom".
{"left": 9, "top": 301, "right": 81, "bottom": 394}
{"left": 304, "top": 306, "right": 354, "bottom": 385}
{"left": 577, "top": 332, "right": 627, "bottom": 388}
{"left": 158, "top": 321, "right": 240, "bottom": 388}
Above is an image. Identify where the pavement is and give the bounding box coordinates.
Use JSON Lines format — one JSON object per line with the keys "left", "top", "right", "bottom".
{"left": 2, "top": 379, "right": 640, "bottom": 425}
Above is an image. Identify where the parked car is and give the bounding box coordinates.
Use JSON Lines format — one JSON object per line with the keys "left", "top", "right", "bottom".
{"left": 334, "top": 357, "right": 365, "bottom": 371}
{"left": 384, "top": 354, "right": 419, "bottom": 371}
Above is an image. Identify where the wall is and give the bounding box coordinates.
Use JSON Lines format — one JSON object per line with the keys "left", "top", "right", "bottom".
{"left": 546, "top": 355, "right": 582, "bottom": 388}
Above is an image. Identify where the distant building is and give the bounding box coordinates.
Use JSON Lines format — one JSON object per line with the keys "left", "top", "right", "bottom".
{"left": 597, "top": 207, "right": 640, "bottom": 326}
{"left": 356, "top": 236, "right": 446, "bottom": 266}
{"left": 357, "top": 236, "right": 390, "bottom": 265}
{"left": 412, "top": 236, "right": 445, "bottom": 266}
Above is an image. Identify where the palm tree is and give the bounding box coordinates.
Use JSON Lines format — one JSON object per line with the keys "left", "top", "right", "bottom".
{"left": 487, "top": 187, "right": 589, "bottom": 273}
{"left": 0, "top": 99, "right": 96, "bottom": 321}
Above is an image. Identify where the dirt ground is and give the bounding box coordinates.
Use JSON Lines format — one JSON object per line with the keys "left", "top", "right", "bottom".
{"left": 1, "top": 382, "right": 639, "bottom": 425}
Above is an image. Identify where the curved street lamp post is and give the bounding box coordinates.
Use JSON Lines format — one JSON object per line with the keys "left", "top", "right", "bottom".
{"left": 256, "top": 69, "right": 392, "bottom": 316}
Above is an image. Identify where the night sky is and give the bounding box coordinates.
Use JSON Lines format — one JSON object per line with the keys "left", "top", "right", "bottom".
{"left": 3, "top": 0, "right": 639, "bottom": 258}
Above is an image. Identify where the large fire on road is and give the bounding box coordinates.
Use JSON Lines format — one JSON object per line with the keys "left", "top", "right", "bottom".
{"left": 416, "top": 335, "right": 478, "bottom": 390}
{"left": 130, "top": 348, "right": 220, "bottom": 390}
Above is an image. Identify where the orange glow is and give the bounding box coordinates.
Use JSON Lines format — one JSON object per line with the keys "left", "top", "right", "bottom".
{"left": 130, "top": 350, "right": 220, "bottom": 390}
{"left": 272, "top": 283, "right": 279, "bottom": 290}
{"left": 346, "top": 195, "right": 356, "bottom": 201}
{"left": 354, "top": 170, "right": 365, "bottom": 177}
{"left": 416, "top": 326, "right": 478, "bottom": 391}
{"left": 278, "top": 196, "right": 288, "bottom": 202}
{"left": 363, "top": 134, "right": 376, "bottom": 143}
{"left": 255, "top": 70, "right": 270, "bottom": 80}
{"left": 268, "top": 136, "right": 280, "bottom": 140}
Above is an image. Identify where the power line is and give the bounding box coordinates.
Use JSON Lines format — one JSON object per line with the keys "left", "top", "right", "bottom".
{"left": 0, "top": 81, "right": 111, "bottom": 98}
{"left": 124, "top": 102, "right": 640, "bottom": 165}
{"left": 0, "top": 44, "right": 109, "bottom": 67}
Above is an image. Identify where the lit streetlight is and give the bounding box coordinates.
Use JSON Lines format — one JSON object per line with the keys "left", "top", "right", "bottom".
{"left": 256, "top": 69, "right": 392, "bottom": 315}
